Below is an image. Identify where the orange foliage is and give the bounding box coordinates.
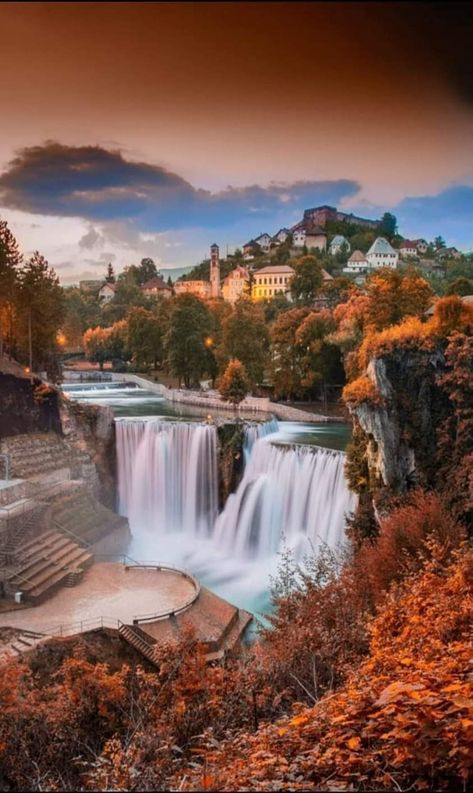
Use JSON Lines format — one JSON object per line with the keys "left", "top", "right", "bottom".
{"left": 342, "top": 374, "right": 383, "bottom": 406}
{"left": 357, "top": 315, "right": 434, "bottom": 369}
{"left": 178, "top": 543, "right": 473, "bottom": 791}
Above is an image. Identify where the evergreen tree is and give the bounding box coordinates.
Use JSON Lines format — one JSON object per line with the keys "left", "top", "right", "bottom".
{"left": 0, "top": 218, "right": 22, "bottom": 359}
{"left": 105, "top": 263, "right": 115, "bottom": 283}
{"left": 379, "top": 212, "right": 398, "bottom": 240}
{"left": 18, "top": 252, "right": 64, "bottom": 374}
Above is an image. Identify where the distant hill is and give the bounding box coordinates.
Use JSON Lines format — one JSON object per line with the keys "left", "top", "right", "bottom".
{"left": 159, "top": 266, "right": 194, "bottom": 282}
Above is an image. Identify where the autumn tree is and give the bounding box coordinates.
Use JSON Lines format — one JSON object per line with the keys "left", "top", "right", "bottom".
{"left": 218, "top": 358, "right": 250, "bottom": 405}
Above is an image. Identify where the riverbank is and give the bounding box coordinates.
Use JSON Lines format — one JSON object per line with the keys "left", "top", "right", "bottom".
{"left": 63, "top": 371, "right": 347, "bottom": 424}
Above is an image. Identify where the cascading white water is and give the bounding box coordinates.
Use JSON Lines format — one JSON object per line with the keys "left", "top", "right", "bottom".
{"left": 116, "top": 419, "right": 218, "bottom": 538}
{"left": 115, "top": 416, "right": 357, "bottom": 611}
{"left": 214, "top": 438, "right": 357, "bottom": 561}
{"left": 243, "top": 417, "right": 279, "bottom": 463}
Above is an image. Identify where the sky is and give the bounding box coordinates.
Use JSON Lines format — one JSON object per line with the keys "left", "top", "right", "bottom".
{"left": 0, "top": 1, "right": 472, "bottom": 284}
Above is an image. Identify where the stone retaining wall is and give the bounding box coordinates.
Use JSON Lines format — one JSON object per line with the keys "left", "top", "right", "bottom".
{"left": 109, "top": 374, "right": 344, "bottom": 423}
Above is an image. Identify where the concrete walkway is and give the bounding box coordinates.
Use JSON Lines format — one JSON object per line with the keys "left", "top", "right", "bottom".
{"left": 0, "top": 562, "right": 196, "bottom": 635}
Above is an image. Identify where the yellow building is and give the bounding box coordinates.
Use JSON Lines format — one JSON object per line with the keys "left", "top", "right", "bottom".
{"left": 252, "top": 264, "right": 295, "bottom": 300}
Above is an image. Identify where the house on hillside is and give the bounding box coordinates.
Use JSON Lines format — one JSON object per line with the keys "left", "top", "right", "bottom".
{"left": 399, "top": 240, "right": 419, "bottom": 258}
{"left": 329, "top": 235, "right": 351, "bottom": 256}
{"left": 292, "top": 225, "right": 327, "bottom": 251}
{"left": 243, "top": 240, "right": 257, "bottom": 260}
{"left": 344, "top": 250, "right": 368, "bottom": 273}
{"left": 272, "top": 228, "right": 291, "bottom": 244}
{"left": 141, "top": 276, "right": 172, "bottom": 299}
{"left": 254, "top": 233, "right": 273, "bottom": 252}
{"left": 252, "top": 264, "right": 295, "bottom": 300}
{"left": 222, "top": 266, "right": 249, "bottom": 304}
{"left": 437, "top": 246, "right": 462, "bottom": 260}
{"left": 98, "top": 282, "right": 116, "bottom": 303}
{"left": 174, "top": 280, "right": 212, "bottom": 299}
{"left": 366, "top": 237, "right": 399, "bottom": 270}
{"left": 414, "top": 239, "right": 429, "bottom": 254}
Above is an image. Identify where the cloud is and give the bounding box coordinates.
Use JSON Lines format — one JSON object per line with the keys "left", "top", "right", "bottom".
{"left": 0, "top": 142, "right": 360, "bottom": 231}
{"left": 394, "top": 185, "right": 473, "bottom": 249}
{"left": 78, "top": 226, "right": 105, "bottom": 250}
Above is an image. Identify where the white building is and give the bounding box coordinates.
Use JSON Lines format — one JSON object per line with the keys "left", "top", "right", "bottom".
{"left": 98, "top": 282, "right": 116, "bottom": 303}
{"left": 366, "top": 237, "right": 399, "bottom": 270}
{"left": 252, "top": 264, "right": 295, "bottom": 300}
{"left": 399, "top": 241, "right": 418, "bottom": 258}
{"left": 329, "top": 235, "right": 351, "bottom": 256}
{"left": 222, "top": 266, "right": 249, "bottom": 304}
{"left": 414, "top": 239, "right": 428, "bottom": 254}
{"left": 273, "top": 228, "right": 291, "bottom": 244}
{"left": 292, "top": 226, "right": 327, "bottom": 251}
{"left": 343, "top": 250, "right": 368, "bottom": 273}
{"left": 141, "top": 276, "right": 172, "bottom": 299}
{"left": 254, "top": 233, "right": 273, "bottom": 252}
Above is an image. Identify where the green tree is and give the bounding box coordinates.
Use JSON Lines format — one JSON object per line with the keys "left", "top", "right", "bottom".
{"left": 446, "top": 277, "right": 473, "bottom": 297}
{"left": 271, "top": 307, "right": 311, "bottom": 399}
{"left": 379, "top": 212, "right": 398, "bottom": 240}
{"left": 138, "top": 257, "right": 159, "bottom": 284}
{"left": 127, "top": 307, "right": 165, "bottom": 369}
{"left": 18, "top": 252, "right": 64, "bottom": 375}
{"left": 165, "top": 294, "right": 215, "bottom": 387}
{"left": 290, "top": 255, "right": 324, "bottom": 305}
{"left": 218, "top": 298, "right": 270, "bottom": 388}
{"left": 434, "top": 236, "right": 446, "bottom": 250}
{"left": 0, "top": 218, "right": 22, "bottom": 359}
{"left": 218, "top": 358, "right": 250, "bottom": 405}
{"left": 296, "top": 310, "right": 345, "bottom": 397}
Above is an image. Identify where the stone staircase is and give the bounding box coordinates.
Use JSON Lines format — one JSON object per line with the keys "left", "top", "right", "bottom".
{"left": 0, "top": 432, "right": 91, "bottom": 481}
{"left": 51, "top": 490, "right": 126, "bottom": 547}
{"left": 118, "top": 623, "right": 158, "bottom": 664}
{"left": 0, "top": 502, "right": 48, "bottom": 565}
{"left": 9, "top": 629, "right": 47, "bottom": 656}
{"left": 4, "top": 530, "right": 93, "bottom": 603}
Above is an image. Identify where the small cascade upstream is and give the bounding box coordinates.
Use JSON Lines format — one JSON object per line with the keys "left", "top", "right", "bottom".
{"left": 243, "top": 417, "right": 279, "bottom": 463}
{"left": 215, "top": 439, "right": 357, "bottom": 561}
{"left": 116, "top": 419, "right": 218, "bottom": 538}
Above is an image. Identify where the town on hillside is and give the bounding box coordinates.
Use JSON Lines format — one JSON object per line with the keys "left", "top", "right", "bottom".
{"left": 80, "top": 203, "right": 469, "bottom": 310}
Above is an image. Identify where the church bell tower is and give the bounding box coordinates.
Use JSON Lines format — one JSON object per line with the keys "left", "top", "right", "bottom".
{"left": 210, "top": 243, "right": 220, "bottom": 298}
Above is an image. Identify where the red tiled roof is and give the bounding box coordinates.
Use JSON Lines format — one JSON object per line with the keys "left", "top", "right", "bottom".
{"left": 142, "top": 277, "right": 169, "bottom": 290}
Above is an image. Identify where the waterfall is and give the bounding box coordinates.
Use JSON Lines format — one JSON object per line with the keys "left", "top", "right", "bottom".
{"left": 116, "top": 417, "right": 357, "bottom": 580}
{"left": 243, "top": 417, "right": 279, "bottom": 463}
{"left": 214, "top": 438, "right": 357, "bottom": 561}
{"left": 116, "top": 419, "right": 219, "bottom": 538}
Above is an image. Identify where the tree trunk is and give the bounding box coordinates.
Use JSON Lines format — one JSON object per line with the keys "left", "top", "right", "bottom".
{"left": 28, "top": 309, "right": 33, "bottom": 373}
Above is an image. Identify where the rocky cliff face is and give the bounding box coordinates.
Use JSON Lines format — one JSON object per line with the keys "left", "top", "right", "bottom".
{"left": 347, "top": 347, "right": 450, "bottom": 495}
{"left": 216, "top": 422, "right": 245, "bottom": 509}
{"left": 58, "top": 396, "right": 116, "bottom": 508}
